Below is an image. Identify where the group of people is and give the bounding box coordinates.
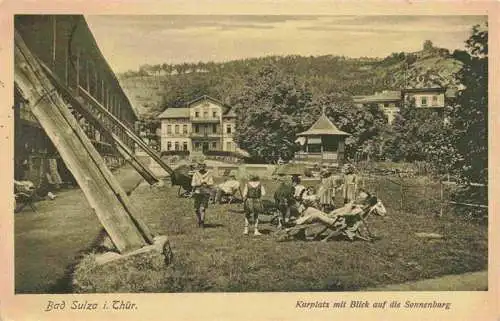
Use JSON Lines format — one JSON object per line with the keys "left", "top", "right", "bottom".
{"left": 186, "top": 160, "right": 366, "bottom": 238}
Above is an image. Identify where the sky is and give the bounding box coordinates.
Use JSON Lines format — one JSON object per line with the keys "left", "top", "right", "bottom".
{"left": 85, "top": 15, "right": 487, "bottom": 73}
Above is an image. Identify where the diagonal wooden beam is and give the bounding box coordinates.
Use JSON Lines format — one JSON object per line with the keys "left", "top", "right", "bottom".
{"left": 15, "top": 30, "right": 153, "bottom": 253}
{"left": 38, "top": 58, "right": 159, "bottom": 186}
{"left": 78, "top": 87, "right": 175, "bottom": 176}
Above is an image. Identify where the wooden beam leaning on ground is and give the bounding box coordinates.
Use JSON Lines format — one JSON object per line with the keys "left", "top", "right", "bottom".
{"left": 78, "top": 86, "right": 175, "bottom": 177}
{"left": 37, "top": 58, "right": 159, "bottom": 186}
{"left": 14, "top": 30, "right": 154, "bottom": 253}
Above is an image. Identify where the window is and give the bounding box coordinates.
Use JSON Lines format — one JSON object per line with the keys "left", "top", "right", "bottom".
{"left": 212, "top": 124, "right": 217, "bottom": 134}
{"left": 226, "top": 124, "right": 232, "bottom": 134}
{"left": 194, "top": 124, "right": 200, "bottom": 133}
{"left": 194, "top": 142, "right": 200, "bottom": 150}
{"left": 212, "top": 111, "right": 217, "bottom": 118}
{"left": 195, "top": 111, "right": 199, "bottom": 118}
{"left": 383, "top": 103, "right": 389, "bottom": 108}
{"left": 203, "top": 111, "right": 208, "bottom": 118}
{"left": 421, "top": 96, "right": 428, "bottom": 106}
{"left": 211, "top": 142, "right": 217, "bottom": 150}
{"left": 226, "top": 141, "right": 232, "bottom": 151}
{"left": 174, "top": 142, "right": 179, "bottom": 151}
{"left": 167, "top": 141, "right": 172, "bottom": 151}
{"left": 167, "top": 125, "right": 172, "bottom": 134}
{"left": 183, "top": 124, "right": 188, "bottom": 134}
{"left": 174, "top": 125, "right": 179, "bottom": 134}
{"left": 183, "top": 142, "right": 188, "bottom": 151}
{"left": 432, "top": 95, "right": 438, "bottom": 106}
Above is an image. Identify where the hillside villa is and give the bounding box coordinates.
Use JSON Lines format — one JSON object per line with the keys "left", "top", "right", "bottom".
{"left": 157, "top": 95, "right": 238, "bottom": 155}
{"left": 354, "top": 87, "right": 456, "bottom": 124}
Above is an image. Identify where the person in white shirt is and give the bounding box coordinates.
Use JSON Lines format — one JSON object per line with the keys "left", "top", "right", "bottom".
{"left": 214, "top": 175, "right": 241, "bottom": 204}
{"left": 191, "top": 161, "right": 214, "bottom": 228}
{"left": 242, "top": 175, "right": 266, "bottom": 235}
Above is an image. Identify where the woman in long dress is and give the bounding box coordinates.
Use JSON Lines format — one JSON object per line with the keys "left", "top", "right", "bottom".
{"left": 317, "top": 170, "right": 336, "bottom": 212}
{"left": 342, "top": 164, "right": 358, "bottom": 204}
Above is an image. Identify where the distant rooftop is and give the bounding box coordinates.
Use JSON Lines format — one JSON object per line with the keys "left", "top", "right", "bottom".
{"left": 353, "top": 90, "right": 402, "bottom": 103}
{"left": 157, "top": 95, "right": 236, "bottom": 119}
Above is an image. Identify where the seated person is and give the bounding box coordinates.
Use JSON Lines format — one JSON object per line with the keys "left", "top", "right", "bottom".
{"left": 288, "top": 190, "right": 386, "bottom": 241}
{"left": 214, "top": 174, "right": 241, "bottom": 204}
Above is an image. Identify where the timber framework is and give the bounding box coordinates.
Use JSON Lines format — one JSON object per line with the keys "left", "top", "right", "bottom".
{"left": 14, "top": 15, "right": 174, "bottom": 255}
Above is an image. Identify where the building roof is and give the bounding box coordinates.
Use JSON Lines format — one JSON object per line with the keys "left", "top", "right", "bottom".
{"left": 157, "top": 108, "right": 190, "bottom": 119}
{"left": 157, "top": 95, "right": 237, "bottom": 119}
{"left": 296, "top": 114, "right": 351, "bottom": 137}
{"left": 402, "top": 87, "right": 446, "bottom": 94}
{"left": 353, "top": 90, "right": 402, "bottom": 103}
{"left": 16, "top": 15, "right": 139, "bottom": 121}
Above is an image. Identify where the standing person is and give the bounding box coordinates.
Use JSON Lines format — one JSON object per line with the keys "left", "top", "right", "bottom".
{"left": 342, "top": 164, "right": 358, "bottom": 204}
{"left": 274, "top": 174, "right": 295, "bottom": 229}
{"left": 191, "top": 161, "right": 214, "bottom": 228}
{"left": 317, "top": 169, "right": 337, "bottom": 212}
{"left": 242, "top": 175, "right": 266, "bottom": 236}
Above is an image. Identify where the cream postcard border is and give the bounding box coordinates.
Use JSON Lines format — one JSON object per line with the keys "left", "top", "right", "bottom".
{"left": 0, "top": 1, "right": 498, "bottom": 320}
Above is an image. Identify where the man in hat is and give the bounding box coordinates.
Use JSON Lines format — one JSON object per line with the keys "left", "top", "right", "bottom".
{"left": 191, "top": 161, "right": 214, "bottom": 228}
{"left": 242, "top": 174, "right": 266, "bottom": 235}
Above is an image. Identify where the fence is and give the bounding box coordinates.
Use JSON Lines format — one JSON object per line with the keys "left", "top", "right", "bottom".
{"left": 360, "top": 172, "right": 487, "bottom": 218}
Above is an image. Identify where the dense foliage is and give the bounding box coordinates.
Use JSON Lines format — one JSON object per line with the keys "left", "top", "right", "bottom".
{"left": 449, "top": 24, "right": 488, "bottom": 185}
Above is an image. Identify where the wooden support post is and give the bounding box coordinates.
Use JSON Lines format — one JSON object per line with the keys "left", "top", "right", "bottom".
{"left": 78, "top": 86, "right": 175, "bottom": 176}
{"left": 38, "top": 59, "right": 160, "bottom": 186}
{"left": 76, "top": 50, "right": 80, "bottom": 94}
{"left": 15, "top": 30, "right": 153, "bottom": 253}
{"left": 52, "top": 16, "right": 56, "bottom": 70}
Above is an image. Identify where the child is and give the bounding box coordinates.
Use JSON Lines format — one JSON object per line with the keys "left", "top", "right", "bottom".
{"left": 242, "top": 175, "right": 266, "bottom": 235}
{"left": 191, "top": 161, "right": 214, "bottom": 228}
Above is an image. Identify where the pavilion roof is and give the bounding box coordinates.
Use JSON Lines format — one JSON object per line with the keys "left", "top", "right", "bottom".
{"left": 296, "top": 114, "right": 350, "bottom": 136}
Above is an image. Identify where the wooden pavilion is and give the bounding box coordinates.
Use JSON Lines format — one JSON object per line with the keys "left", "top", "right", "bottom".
{"left": 294, "top": 114, "right": 350, "bottom": 166}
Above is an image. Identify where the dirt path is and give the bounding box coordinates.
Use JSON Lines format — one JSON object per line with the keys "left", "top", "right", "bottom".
{"left": 14, "top": 165, "right": 144, "bottom": 293}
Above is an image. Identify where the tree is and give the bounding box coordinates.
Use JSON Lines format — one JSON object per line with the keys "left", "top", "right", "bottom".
{"left": 423, "top": 40, "right": 434, "bottom": 51}
{"left": 383, "top": 98, "right": 447, "bottom": 163}
{"left": 449, "top": 23, "right": 488, "bottom": 185}
{"left": 233, "top": 64, "right": 314, "bottom": 162}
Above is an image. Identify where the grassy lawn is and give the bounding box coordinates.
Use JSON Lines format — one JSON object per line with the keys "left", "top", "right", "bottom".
{"left": 15, "top": 170, "right": 487, "bottom": 293}
{"left": 14, "top": 165, "right": 143, "bottom": 293}
{"left": 99, "top": 177, "right": 487, "bottom": 292}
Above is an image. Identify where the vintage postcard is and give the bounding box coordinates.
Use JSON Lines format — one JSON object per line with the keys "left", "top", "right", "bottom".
{"left": 0, "top": 0, "right": 498, "bottom": 320}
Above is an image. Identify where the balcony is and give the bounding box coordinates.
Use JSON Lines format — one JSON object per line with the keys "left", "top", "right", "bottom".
{"left": 191, "top": 117, "right": 220, "bottom": 124}
{"left": 190, "top": 132, "right": 221, "bottom": 139}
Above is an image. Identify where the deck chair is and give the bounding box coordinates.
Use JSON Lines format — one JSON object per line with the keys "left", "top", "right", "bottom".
{"left": 276, "top": 196, "right": 386, "bottom": 242}
{"left": 14, "top": 180, "right": 38, "bottom": 213}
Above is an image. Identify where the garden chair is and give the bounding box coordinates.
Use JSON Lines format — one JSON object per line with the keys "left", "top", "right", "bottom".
{"left": 275, "top": 196, "right": 386, "bottom": 242}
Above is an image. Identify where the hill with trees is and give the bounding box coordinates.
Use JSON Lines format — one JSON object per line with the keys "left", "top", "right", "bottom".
{"left": 118, "top": 40, "right": 463, "bottom": 120}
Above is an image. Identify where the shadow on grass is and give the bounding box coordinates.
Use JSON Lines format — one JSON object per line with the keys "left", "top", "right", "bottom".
{"left": 203, "top": 223, "right": 225, "bottom": 228}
